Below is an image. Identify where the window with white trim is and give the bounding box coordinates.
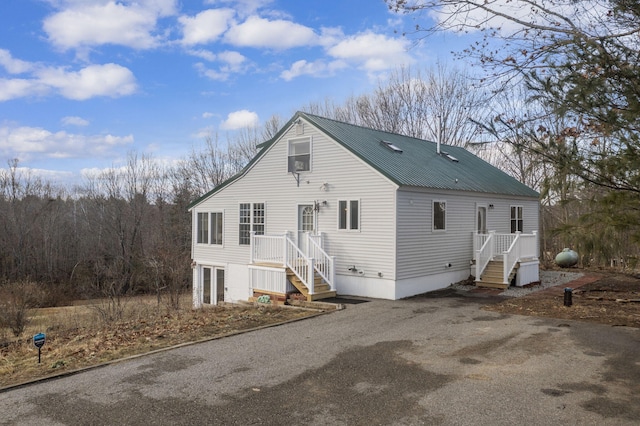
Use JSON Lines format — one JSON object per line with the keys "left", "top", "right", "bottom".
{"left": 511, "top": 205, "right": 523, "bottom": 233}
{"left": 197, "top": 212, "right": 223, "bottom": 245}
{"left": 239, "top": 202, "right": 265, "bottom": 245}
{"left": 338, "top": 200, "right": 359, "bottom": 230}
{"left": 288, "top": 138, "right": 311, "bottom": 172}
{"left": 433, "top": 201, "right": 446, "bottom": 231}
{"left": 211, "top": 212, "right": 223, "bottom": 245}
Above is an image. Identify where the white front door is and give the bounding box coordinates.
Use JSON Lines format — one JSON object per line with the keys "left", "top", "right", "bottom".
{"left": 298, "top": 204, "right": 315, "bottom": 254}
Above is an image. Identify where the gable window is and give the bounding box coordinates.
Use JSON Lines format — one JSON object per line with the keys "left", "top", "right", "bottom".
{"left": 239, "top": 202, "right": 265, "bottom": 245}
{"left": 288, "top": 138, "right": 311, "bottom": 172}
{"left": 433, "top": 201, "right": 446, "bottom": 231}
{"left": 197, "top": 212, "right": 223, "bottom": 245}
{"left": 338, "top": 200, "right": 359, "bottom": 230}
{"left": 511, "top": 205, "right": 523, "bottom": 233}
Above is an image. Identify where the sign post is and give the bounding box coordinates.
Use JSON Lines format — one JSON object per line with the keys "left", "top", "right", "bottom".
{"left": 33, "top": 333, "right": 46, "bottom": 364}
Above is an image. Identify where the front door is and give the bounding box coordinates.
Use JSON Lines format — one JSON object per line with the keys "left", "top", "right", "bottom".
{"left": 477, "top": 206, "right": 487, "bottom": 234}
{"left": 298, "top": 204, "right": 315, "bottom": 254}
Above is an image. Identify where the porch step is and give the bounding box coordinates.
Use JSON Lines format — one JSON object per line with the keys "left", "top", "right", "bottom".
{"left": 475, "top": 260, "right": 516, "bottom": 290}
{"left": 286, "top": 269, "right": 336, "bottom": 301}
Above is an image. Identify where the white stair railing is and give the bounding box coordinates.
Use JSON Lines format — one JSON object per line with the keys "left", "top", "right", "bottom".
{"left": 476, "top": 231, "right": 494, "bottom": 280}
{"left": 475, "top": 231, "right": 539, "bottom": 284}
{"left": 503, "top": 233, "right": 521, "bottom": 284}
{"left": 284, "top": 235, "right": 315, "bottom": 294}
{"left": 306, "top": 233, "right": 335, "bottom": 291}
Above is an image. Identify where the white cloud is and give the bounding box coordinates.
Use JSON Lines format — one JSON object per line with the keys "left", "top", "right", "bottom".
{"left": 220, "top": 110, "right": 259, "bottom": 130}
{"left": 202, "top": 112, "right": 214, "bottom": 119}
{"left": 327, "top": 32, "right": 413, "bottom": 72}
{"left": 205, "top": 0, "right": 273, "bottom": 16}
{"left": 195, "top": 63, "right": 229, "bottom": 81}
{"left": 225, "top": 15, "right": 318, "bottom": 49}
{"left": 0, "top": 124, "right": 134, "bottom": 161}
{"left": 61, "top": 116, "right": 90, "bottom": 127}
{"left": 188, "top": 49, "right": 218, "bottom": 61}
{"left": 0, "top": 78, "right": 48, "bottom": 101}
{"left": 0, "top": 49, "right": 34, "bottom": 74}
{"left": 34, "top": 63, "right": 137, "bottom": 100}
{"left": 193, "top": 51, "right": 248, "bottom": 81}
{"left": 217, "top": 50, "right": 246, "bottom": 67}
{"left": 280, "top": 59, "right": 347, "bottom": 81}
{"left": 43, "top": 0, "right": 177, "bottom": 50}
{"left": 192, "top": 125, "right": 216, "bottom": 139}
{"left": 179, "top": 8, "right": 235, "bottom": 45}
{"left": 0, "top": 58, "right": 137, "bottom": 102}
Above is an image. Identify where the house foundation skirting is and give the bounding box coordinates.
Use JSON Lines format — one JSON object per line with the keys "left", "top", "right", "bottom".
{"left": 337, "top": 274, "right": 396, "bottom": 300}
{"left": 395, "top": 269, "right": 470, "bottom": 299}
{"left": 336, "top": 268, "right": 470, "bottom": 300}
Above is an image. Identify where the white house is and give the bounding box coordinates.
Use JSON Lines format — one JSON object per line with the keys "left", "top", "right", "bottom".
{"left": 189, "top": 112, "right": 540, "bottom": 307}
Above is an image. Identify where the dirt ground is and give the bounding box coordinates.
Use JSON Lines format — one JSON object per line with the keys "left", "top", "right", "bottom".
{"left": 0, "top": 303, "right": 320, "bottom": 389}
{"left": 485, "top": 272, "right": 640, "bottom": 328}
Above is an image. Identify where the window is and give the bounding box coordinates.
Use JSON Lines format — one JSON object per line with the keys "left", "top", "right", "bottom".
{"left": 338, "top": 200, "right": 359, "bottom": 230}
{"left": 197, "top": 212, "right": 223, "bottom": 245}
{"left": 511, "top": 205, "right": 523, "bottom": 233}
{"left": 197, "top": 212, "right": 208, "bottom": 244}
{"left": 433, "top": 201, "right": 446, "bottom": 231}
{"left": 211, "top": 212, "right": 223, "bottom": 245}
{"left": 239, "top": 202, "right": 265, "bottom": 245}
{"left": 288, "top": 138, "right": 311, "bottom": 172}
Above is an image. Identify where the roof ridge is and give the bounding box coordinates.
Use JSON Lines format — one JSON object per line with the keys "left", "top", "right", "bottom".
{"left": 298, "top": 110, "right": 445, "bottom": 147}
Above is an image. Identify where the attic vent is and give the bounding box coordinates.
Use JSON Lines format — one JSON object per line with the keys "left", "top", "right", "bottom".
{"left": 381, "top": 140, "right": 403, "bottom": 153}
{"left": 442, "top": 151, "right": 459, "bottom": 162}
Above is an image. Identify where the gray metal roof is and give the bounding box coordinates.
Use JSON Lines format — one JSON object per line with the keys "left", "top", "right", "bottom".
{"left": 302, "top": 112, "right": 539, "bottom": 198}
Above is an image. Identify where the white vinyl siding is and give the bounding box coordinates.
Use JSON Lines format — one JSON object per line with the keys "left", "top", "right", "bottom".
{"left": 396, "top": 190, "right": 539, "bottom": 280}
{"left": 191, "top": 119, "right": 397, "bottom": 282}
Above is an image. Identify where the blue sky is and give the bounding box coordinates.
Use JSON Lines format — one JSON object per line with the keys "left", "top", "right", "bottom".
{"left": 0, "top": 0, "right": 470, "bottom": 186}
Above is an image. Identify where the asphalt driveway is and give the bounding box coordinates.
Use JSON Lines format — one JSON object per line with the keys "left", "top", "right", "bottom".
{"left": 1, "top": 289, "right": 639, "bottom": 425}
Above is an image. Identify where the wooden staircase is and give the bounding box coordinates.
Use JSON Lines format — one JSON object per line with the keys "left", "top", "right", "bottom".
{"left": 476, "top": 260, "right": 516, "bottom": 289}
{"left": 286, "top": 268, "right": 336, "bottom": 301}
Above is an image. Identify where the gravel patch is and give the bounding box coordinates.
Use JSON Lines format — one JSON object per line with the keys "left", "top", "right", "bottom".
{"left": 451, "top": 269, "right": 584, "bottom": 298}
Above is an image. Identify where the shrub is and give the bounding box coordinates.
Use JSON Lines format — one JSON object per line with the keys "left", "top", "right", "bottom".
{"left": 0, "top": 280, "right": 45, "bottom": 337}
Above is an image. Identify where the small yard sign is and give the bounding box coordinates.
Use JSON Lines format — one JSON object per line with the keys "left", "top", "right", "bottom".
{"left": 33, "top": 333, "right": 46, "bottom": 363}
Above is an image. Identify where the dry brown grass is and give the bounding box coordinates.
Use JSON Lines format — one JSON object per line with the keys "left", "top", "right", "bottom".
{"left": 0, "top": 295, "right": 319, "bottom": 388}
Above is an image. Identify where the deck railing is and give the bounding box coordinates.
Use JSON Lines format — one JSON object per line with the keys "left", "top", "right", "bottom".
{"left": 475, "top": 231, "right": 538, "bottom": 284}
{"left": 250, "top": 232, "right": 334, "bottom": 294}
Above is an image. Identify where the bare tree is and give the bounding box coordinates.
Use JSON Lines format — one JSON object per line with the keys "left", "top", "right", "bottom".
{"left": 304, "top": 65, "right": 488, "bottom": 146}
